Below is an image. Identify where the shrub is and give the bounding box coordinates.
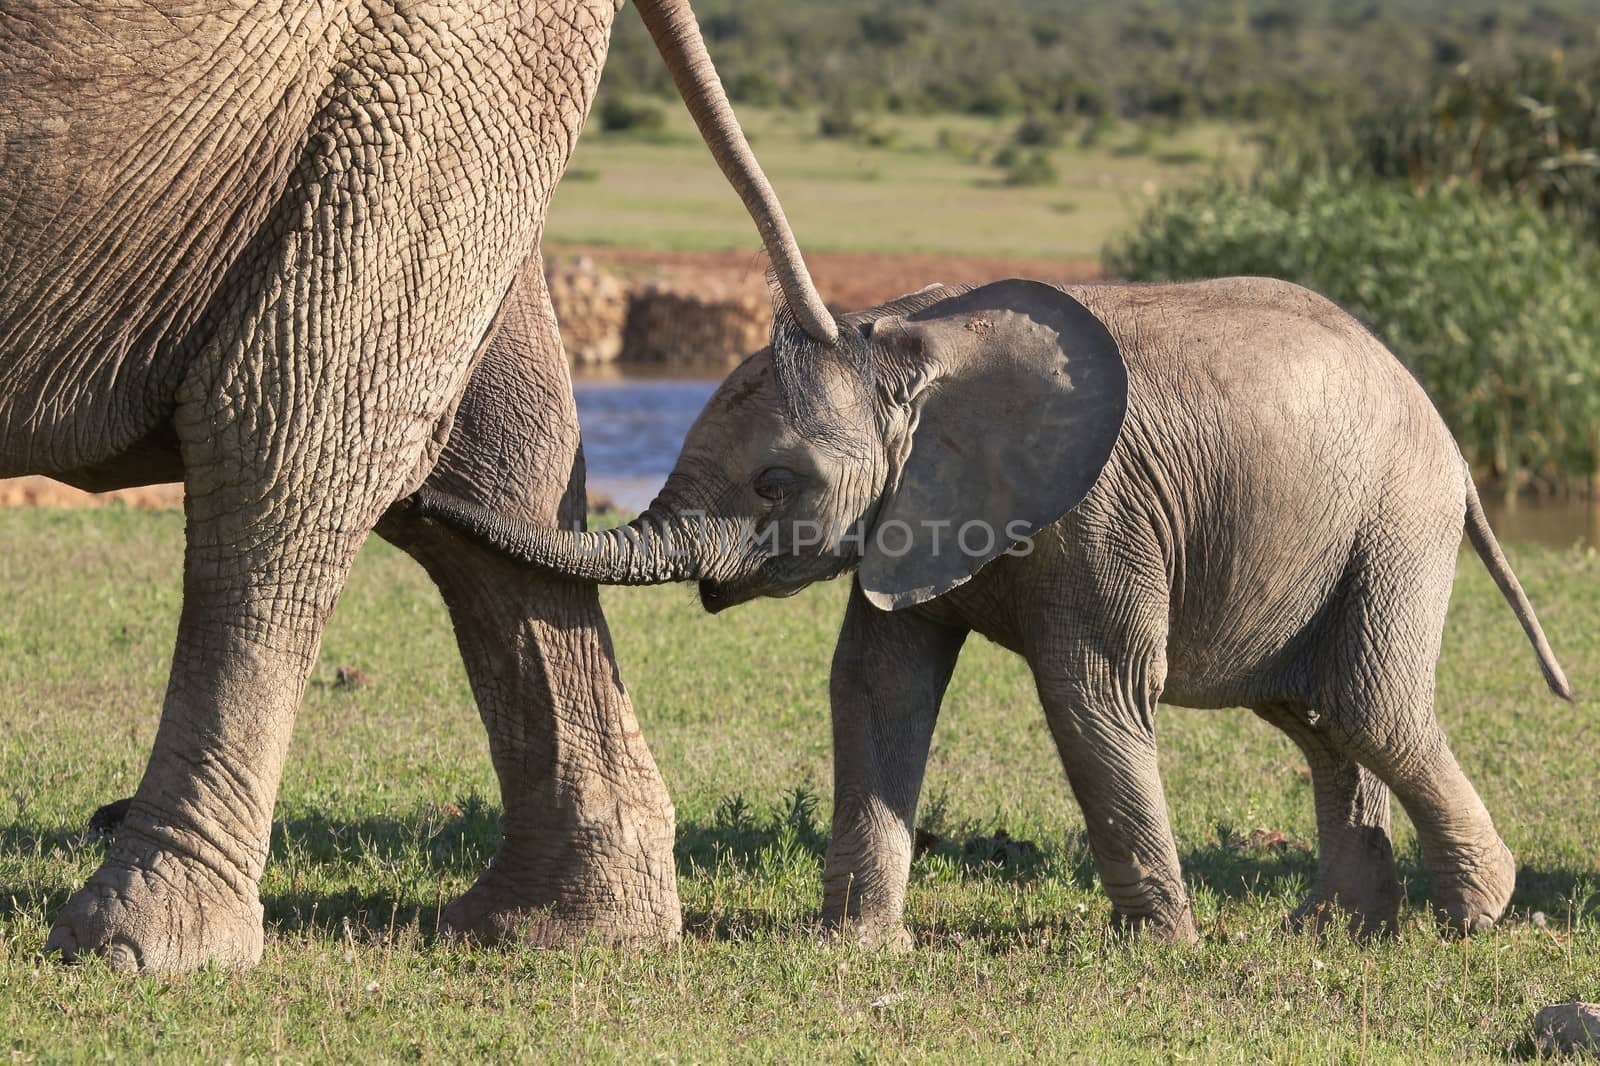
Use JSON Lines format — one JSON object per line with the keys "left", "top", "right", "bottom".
{"left": 935, "top": 127, "right": 986, "bottom": 163}
{"left": 1104, "top": 173, "right": 1600, "bottom": 489}
{"left": 817, "top": 103, "right": 897, "bottom": 147}
{"left": 597, "top": 0, "right": 1600, "bottom": 125}
{"left": 1012, "top": 114, "right": 1065, "bottom": 149}
{"left": 597, "top": 94, "right": 667, "bottom": 134}
{"left": 1003, "top": 150, "right": 1058, "bottom": 186}
{"left": 969, "top": 75, "right": 1025, "bottom": 117}
{"left": 816, "top": 105, "right": 860, "bottom": 140}
{"left": 1077, "top": 115, "right": 1116, "bottom": 149}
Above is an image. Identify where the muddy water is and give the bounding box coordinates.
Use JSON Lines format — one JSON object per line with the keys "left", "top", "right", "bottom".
{"left": 574, "top": 372, "right": 1600, "bottom": 548}
{"left": 1480, "top": 497, "right": 1600, "bottom": 550}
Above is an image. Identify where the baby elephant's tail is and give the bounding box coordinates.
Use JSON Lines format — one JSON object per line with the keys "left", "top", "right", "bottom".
{"left": 1464, "top": 474, "right": 1574, "bottom": 701}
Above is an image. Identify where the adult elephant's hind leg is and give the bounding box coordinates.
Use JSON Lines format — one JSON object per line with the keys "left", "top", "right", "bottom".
{"left": 1251, "top": 703, "right": 1399, "bottom": 937}
{"left": 379, "top": 263, "right": 680, "bottom": 948}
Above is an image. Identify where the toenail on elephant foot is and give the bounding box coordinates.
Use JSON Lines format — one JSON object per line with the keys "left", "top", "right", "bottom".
{"left": 439, "top": 874, "right": 681, "bottom": 950}
{"left": 1430, "top": 839, "right": 1516, "bottom": 936}
{"left": 46, "top": 857, "right": 264, "bottom": 973}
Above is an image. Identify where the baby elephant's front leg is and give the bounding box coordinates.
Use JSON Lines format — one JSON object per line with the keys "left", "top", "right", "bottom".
{"left": 1035, "top": 656, "right": 1198, "bottom": 942}
{"left": 822, "top": 587, "right": 967, "bottom": 948}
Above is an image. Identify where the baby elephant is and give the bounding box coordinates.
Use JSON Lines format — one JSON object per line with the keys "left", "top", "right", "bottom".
{"left": 407, "top": 278, "right": 1570, "bottom": 943}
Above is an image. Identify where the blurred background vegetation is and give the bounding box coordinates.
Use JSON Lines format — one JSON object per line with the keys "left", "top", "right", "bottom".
{"left": 1106, "top": 48, "right": 1600, "bottom": 494}
{"left": 599, "top": 0, "right": 1599, "bottom": 124}
{"left": 559, "top": 0, "right": 1600, "bottom": 495}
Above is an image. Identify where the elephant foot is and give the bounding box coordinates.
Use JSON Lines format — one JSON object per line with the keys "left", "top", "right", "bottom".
{"left": 1429, "top": 837, "right": 1516, "bottom": 935}
{"left": 820, "top": 915, "right": 914, "bottom": 952}
{"left": 1289, "top": 840, "right": 1402, "bottom": 940}
{"left": 1288, "top": 886, "right": 1399, "bottom": 940}
{"left": 1110, "top": 904, "right": 1199, "bottom": 945}
{"left": 440, "top": 867, "right": 680, "bottom": 949}
{"left": 46, "top": 847, "right": 263, "bottom": 973}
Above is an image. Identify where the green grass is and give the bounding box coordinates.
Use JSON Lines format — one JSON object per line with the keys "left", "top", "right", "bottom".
{"left": 543, "top": 109, "right": 1250, "bottom": 259}
{"left": 3, "top": 507, "right": 1598, "bottom": 1061}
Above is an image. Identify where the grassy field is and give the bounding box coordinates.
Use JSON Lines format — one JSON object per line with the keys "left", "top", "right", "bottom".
{"left": 2, "top": 507, "right": 1598, "bottom": 1061}
{"left": 544, "top": 109, "right": 1249, "bottom": 260}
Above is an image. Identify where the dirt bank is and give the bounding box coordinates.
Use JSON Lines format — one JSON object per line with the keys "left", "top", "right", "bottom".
{"left": 549, "top": 244, "right": 1100, "bottom": 312}
{"left": 0, "top": 476, "right": 183, "bottom": 509}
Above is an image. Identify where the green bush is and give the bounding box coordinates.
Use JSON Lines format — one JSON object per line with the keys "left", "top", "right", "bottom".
{"left": 1104, "top": 173, "right": 1600, "bottom": 489}
{"left": 816, "top": 102, "right": 897, "bottom": 147}
{"left": 599, "top": 0, "right": 1600, "bottom": 125}
{"left": 1012, "top": 114, "right": 1066, "bottom": 149}
{"left": 598, "top": 94, "right": 667, "bottom": 134}
{"left": 992, "top": 147, "right": 1057, "bottom": 186}
{"left": 935, "top": 126, "right": 987, "bottom": 163}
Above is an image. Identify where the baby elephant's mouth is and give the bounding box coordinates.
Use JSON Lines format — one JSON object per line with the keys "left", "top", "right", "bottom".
{"left": 698, "top": 578, "right": 811, "bottom": 614}
{"left": 697, "top": 579, "right": 743, "bottom": 614}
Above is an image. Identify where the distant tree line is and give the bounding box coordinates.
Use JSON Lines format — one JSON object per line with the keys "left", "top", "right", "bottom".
{"left": 1272, "top": 54, "right": 1600, "bottom": 239}
{"left": 601, "top": 0, "right": 1600, "bottom": 122}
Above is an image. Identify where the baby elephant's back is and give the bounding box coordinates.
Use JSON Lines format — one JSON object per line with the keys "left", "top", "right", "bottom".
{"left": 1058, "top": 278, "right": 1468, "bottom": 707}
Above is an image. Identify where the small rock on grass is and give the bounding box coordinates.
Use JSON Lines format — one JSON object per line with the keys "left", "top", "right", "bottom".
{"left": 1534, "top": 1002, "right": 1600, "bottom": 1055}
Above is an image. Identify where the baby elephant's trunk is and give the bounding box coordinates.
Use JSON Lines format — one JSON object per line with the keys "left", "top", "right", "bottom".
{"left": 400, "top": 488, "right": 708, "bottom": 586}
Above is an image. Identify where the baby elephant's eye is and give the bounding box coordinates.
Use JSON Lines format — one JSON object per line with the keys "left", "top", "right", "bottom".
{"left": 753, "top": 466, "right": 800, "bottom": 501}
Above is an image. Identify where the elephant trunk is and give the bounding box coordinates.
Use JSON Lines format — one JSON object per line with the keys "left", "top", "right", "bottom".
{"left": 407, "top": 488, "right": 726, "bottom": 585}
{"left": 635, "top": 0, "right": 839, "bottom": 346}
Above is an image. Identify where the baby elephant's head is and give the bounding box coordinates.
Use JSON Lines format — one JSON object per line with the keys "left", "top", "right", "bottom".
{"left": 411, "top": 279, "right": 1127, "bottom": 614}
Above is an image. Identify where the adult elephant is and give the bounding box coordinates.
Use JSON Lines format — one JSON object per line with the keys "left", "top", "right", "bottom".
{"left": 0, "top": 0, "right": 836, "bottom": 971}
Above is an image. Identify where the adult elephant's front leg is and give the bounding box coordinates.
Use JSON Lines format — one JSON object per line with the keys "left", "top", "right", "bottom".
{"left": 379, "top": 262, "right": 680, "bottom": 948}
{"left": 44, "top": 200, "right": 495, "bottom": 974}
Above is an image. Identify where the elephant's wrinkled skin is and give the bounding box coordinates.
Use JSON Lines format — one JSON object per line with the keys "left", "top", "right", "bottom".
{"left": 0, "top": 0, "right": 839, "bottom": 972}
{"left": 415, "top": 278, "right": 1572, "bottom": 944}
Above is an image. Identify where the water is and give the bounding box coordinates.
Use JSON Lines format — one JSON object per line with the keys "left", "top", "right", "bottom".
{"left": 1480, "top": 497, "right": 1600, "bottom": 550}
{"left": 573, "top": 373, "right": 718, "bottom": 512}
{"left": 573, "top": 373, "right": 1600, "bottom": 547}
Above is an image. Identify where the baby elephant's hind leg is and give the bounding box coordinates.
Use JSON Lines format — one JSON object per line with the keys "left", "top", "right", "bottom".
{"left": 1330, "top": 699, "right": 1514, "bottom": 934}
{"left": 1252, "top": 703, "right": 1400, "bottom": 937}
{"left": 1317, "top": 546, "right": 1515, "bottom": 935}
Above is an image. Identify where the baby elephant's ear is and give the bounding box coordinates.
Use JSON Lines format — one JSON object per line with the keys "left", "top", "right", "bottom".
{"left": 859, "top": 280, "right": 1127, "bottom": 611}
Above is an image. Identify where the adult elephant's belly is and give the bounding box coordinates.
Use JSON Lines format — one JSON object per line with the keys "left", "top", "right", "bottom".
{"left": 0, "top": 0, "right": 617, "bottom": 481}
{"left": 0, "top": 2, "right": 342, "bottom": 476}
